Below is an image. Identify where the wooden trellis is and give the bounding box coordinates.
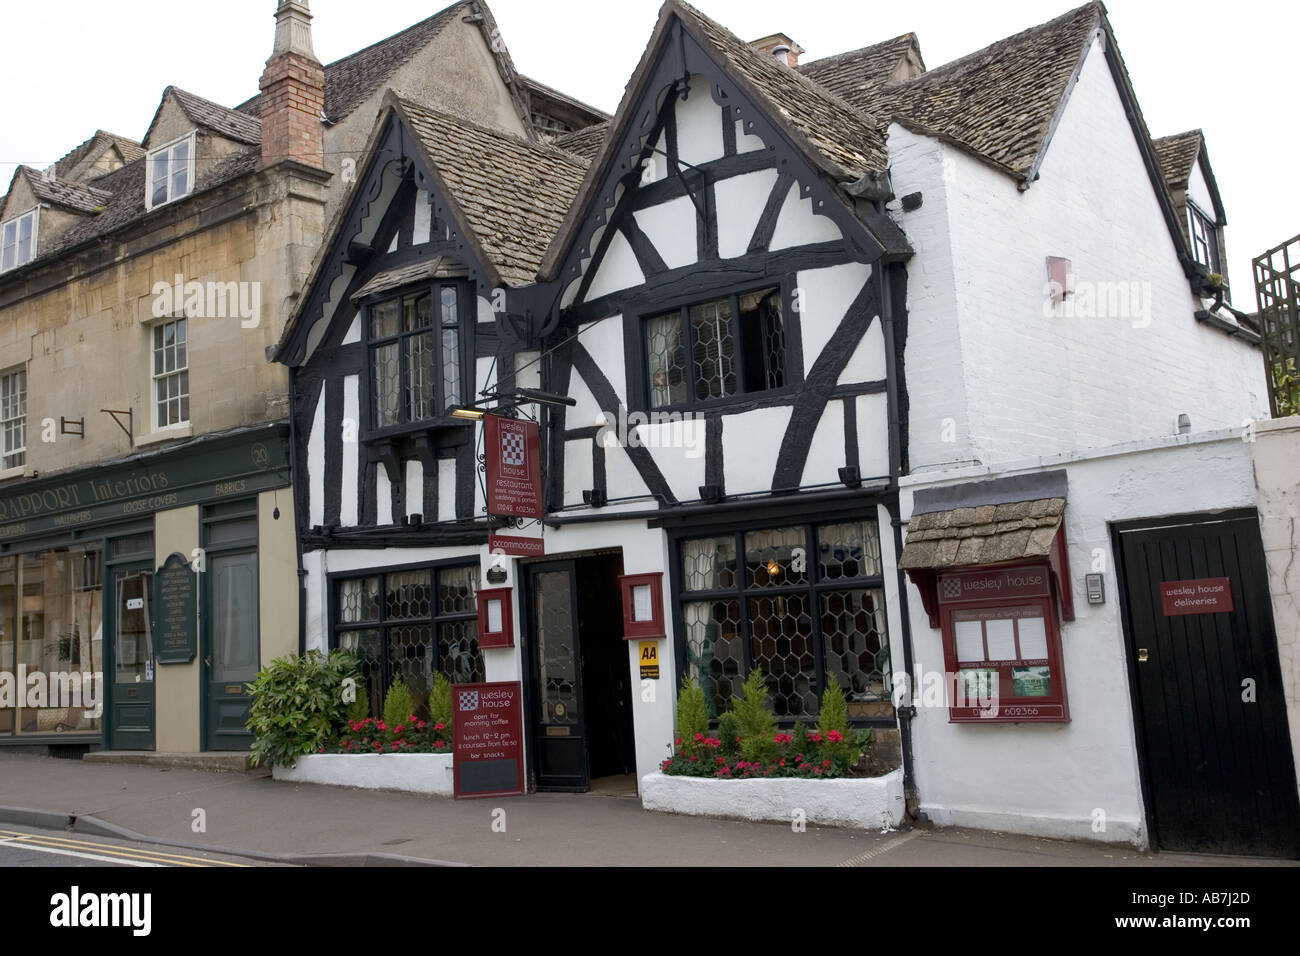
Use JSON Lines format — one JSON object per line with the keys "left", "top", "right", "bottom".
{"left": 1253, "top": 235, "right": 1300, "bottom": 418}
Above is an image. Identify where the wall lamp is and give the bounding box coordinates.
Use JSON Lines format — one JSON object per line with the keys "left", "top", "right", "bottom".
{"left": 450, "top": 388, "right": 576, "bottom": 421}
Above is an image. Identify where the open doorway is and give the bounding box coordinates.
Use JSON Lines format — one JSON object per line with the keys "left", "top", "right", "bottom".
{"left": 524, "top": 551, "right": 637, "bottom": 792}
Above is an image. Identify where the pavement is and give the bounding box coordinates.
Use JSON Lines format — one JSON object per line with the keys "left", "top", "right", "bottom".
{"left": 0, "top": 753, "right": 1295, "bottom": 867}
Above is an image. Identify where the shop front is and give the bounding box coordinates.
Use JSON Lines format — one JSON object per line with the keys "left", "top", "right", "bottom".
{"left": 0, "top": 425, "right": 295, "bottom": 753}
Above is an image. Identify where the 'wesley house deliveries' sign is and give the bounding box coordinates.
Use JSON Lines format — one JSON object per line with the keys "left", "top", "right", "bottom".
{"left": 154, "top": 553, "right": 197, "bottom": 664}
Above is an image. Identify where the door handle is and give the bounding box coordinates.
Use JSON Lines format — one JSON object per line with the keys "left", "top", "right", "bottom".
{"left": 204, "top": 656, "right": 212, "bottom": 668}
{"left": 1137, "top": 648, "right": 1148, "bottom": 662}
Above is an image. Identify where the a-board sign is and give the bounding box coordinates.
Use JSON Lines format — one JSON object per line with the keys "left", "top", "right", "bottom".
{"left": 453, "top": 681, "right": 525, "bottom": 799}
{"left": 639, "top": 640, "right": 660, "bottom": 679}
{"left": 1160, "top": 577, "right": 1234, "bottom": 616}
{"left": 153, "top": 552, "right": 197, "bottom": 664}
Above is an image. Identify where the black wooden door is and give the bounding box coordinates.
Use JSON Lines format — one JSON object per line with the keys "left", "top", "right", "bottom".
{"left": 526, "top": 562, "right": 589, "bottom": 791}
{"left": 1116, "top": 512, "right": 1300, "bottom": 858}
{"left": 108, "top": 566, "right": 155, "bottom": 751}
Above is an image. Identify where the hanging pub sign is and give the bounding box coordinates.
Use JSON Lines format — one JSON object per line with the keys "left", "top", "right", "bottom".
{"left": 484, "top": 415, "right": 542, "bottom": 519}
{"left": 936, "top": 564, "right": 1070, "bottom": 723}
{"left": 153, "top": 553, "right": 197, "bottom": 664}
{"left": 476, "top": 587, "right": 514, "bottom": 648}
{"left": 453, "top": 681, "right": 525, "bottom": 799}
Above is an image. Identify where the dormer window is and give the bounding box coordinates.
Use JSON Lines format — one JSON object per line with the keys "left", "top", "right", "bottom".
{"left": 0, "top": 208, "right": 38, "bottom": 273}
{"left": 1187, "top": 201, "right": 1222, "bottom": 277}
{"left": 366, "top": 283, "right": 467, "bottom": 433}
{"left": 145, "top": 133, "right": 196, "bottom": 210}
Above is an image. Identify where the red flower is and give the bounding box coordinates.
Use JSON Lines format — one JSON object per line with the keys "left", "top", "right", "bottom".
{"left": 808, "top": 732, "right": 822, "bottom": 743}
{"left": 674, "top": 738, "right": 682, "bottom": 747}
{"left": 395, "top": 725, "right": 406, "bottom": 734}
{"left": 435, "top": 723, "right": 446, "bottom": 731}
{"left": 434, "top": 739, "right": 445, "bottom": 748}
{"left": 823, "top": 759, "right": 832, "bottom": 768}
{"left": 376, "top": 721, "right": 388, "bottom": 732}
{"left": 774, "top": 733, "right": 793, "bottom": 744}
{"left": 827, "top": 730, "right": 844, "bottom": 743}
{"left": 694, "top": 732, "right": 705, "bottom": 742}
{"left": 779, "top": 758, "right": 786, "bottom": 767}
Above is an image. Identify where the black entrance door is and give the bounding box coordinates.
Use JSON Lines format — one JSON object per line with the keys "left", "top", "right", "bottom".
{"left": 107, "top": 566, "right": 155, "bottom": 751}
{"left": 1115, "top": 511, "right": 1300, "bottom": 858}
{"left": 202, "top": 505, "right": 260, "bottom": 751}
{"left": 525, "top": 554, "right": 635, "bottom": 791}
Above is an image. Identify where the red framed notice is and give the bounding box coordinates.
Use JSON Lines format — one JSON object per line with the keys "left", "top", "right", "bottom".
{"left": 937, "top": 565, "right": 1070, "bottom": 723}
{"left": 453, "top": 681, "right": 525, "bottom": 798}
{"left": 484, "top": 415, "right": 542, "bottom": 518}
{"left": 619, "top": 572, "right": 665, "bottom": 640}
{"left": 1159, "top": 577, "right": 1233, "bottom": 616}
{"left": 476, "top": 587, "right": 514, "bottom": 648}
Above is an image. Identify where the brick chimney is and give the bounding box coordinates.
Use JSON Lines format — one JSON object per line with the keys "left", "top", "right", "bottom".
{"left": 260, "top": 0, "right": 325, "bottom": 168}
{"left": 750, "top": 33, "right": 805, "bottom": 67}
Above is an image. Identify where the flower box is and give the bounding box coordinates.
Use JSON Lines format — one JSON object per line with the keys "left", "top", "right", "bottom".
{"left": 272, "top": 752, "right": 454, "bottom": 796}
{"left": 640, "top": 767, "right": 905, "bottom": 830}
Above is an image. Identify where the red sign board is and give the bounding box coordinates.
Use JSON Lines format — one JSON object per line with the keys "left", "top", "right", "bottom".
{"left": 489, "top": 533, "right": 544, "bottom": 557}
{"left": 484, "top": 415, "right": 542, "bottom": 518}
{"left": 937, "top": 566, "right": 1051, "bottom": 604}
{"left": 453, "top": 681, "right": 525, "bottom": 799}
{"left": 1160, "top": 578, "right": 1234, "bottom": 616}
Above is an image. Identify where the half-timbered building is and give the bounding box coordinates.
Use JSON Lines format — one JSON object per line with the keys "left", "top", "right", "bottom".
{"left": 278, "top": 0, "right": 1299, "bottom": 855}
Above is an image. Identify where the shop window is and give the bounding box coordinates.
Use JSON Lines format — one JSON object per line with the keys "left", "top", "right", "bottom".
{"left": 0, "top": 367, "right": 26, "bottom": 469}
{"left": 330, "top": 563, "right": 482, "bottom": 718}
{"left": 0, "top": 207, "right": 37, "bottom": 273}
{"left": 145, "top": 133, "right": 195, "bottom": 210}
{"left": 936, "top": 565, "right": 1069, "bottom": 722}
{"left": 676, "top": 518, "right": 890, "bottom": 723}
{"left": 644, "top": 286, "right": 787, "bottom": 410}
{"left": 367, "top": 284, "right": 464, "bottom": 431}
{"left": 0, "top": 547, "right": 104, "bottom": 737}
{"left": 152, "top": 317, "right": 189, "bottom": 429}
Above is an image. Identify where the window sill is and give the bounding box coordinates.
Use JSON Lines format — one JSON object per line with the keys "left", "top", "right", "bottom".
{"left": 136, "top": 423, "right": 193, "bottom": 447}
{"left": 363, "top": 417, "right": 472, "bottom": 444}
{"left": 0, "top": 465, "right": 26, "bottom": 482}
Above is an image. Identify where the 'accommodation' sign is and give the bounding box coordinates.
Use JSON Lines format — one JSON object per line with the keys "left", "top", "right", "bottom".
{"left": 484, "top": 415, "right": 542, "bottom": 518}
{"left": 1159, "top": 577, "right": 1233, "bottom": 616}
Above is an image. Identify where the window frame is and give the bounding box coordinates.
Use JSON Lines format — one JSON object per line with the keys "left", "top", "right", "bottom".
{"left": 669, "top": 513, "right": 893, "bottom": 728}
{"left": 631, "top": 277, "right": 802, "bottom": 414}
{"left": 0, "top": 206, "right": 39, "bottom": 274}
{"left": 1187, "top": 199, "right": 1222, "bottom": 276}
{"left": 144, "top": 132, "right": 197, "bottom": 211}
{"left": 150, "top": 315, "right": 190, "bottom": 431}
{"left": 361, "top": 280, "right": 471, "bottom": 439}
{"left": 327, "top": 559, "right": 484, "bottom": 715}
{"left": 0, "top": 366, "right": 26, "bottom": 471}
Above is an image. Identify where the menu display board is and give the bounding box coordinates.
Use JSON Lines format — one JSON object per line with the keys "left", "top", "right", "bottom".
{"left": 153, "top": 552, "right": 197, "bottom": 664}
{"left": 453, "top": 681, "right": 525, "bottom": 798}
{"left": 938, "top": 564, "right": 1069, "bottom": 723}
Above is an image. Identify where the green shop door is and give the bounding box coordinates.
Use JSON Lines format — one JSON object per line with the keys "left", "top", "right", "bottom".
{"left": 202, "top": 506, "right": 260, "bottom": 751}
{"left": 108, "top": 567, "right": 155, "bottom": 750}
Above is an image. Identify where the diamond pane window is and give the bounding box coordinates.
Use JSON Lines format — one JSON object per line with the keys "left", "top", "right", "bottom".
{"left": 677, "top": 518, "right": 892, "bottom": 724}
{"left": 367, "top": 285, "right": 465, "bottom": 428}
{"left": 643, "top": 286, "right": 789, "bottom": 410}
{"left": 333, "top": 564, "right": 481, "bottom": 718}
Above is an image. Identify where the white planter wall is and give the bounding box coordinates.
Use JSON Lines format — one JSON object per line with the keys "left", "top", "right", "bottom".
{"left": 641, "top": 769, "right": 905, "bottom": 830}
{"left": 272, "top": 752, "right": 454, "bottom": 796}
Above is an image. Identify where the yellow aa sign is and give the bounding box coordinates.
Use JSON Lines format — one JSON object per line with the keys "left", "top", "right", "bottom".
{"left": 638, "top": 640, "right": 660, "bottom": 679}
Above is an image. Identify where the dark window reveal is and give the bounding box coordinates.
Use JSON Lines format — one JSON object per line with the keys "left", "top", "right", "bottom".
{"left": 368, "top": 284, "right": 464, "bottom": 429}
{"left": 1188, "top": 202, "right": 1222, "bottom": 276}
{"left": 644, "top": 287, "right": 785, "bottom": 409}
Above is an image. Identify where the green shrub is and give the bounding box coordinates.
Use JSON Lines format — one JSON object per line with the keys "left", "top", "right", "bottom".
{"left": 674, "top": 675, "right": 711, "bottom": 754}
{"left": 344, "top": 682, "right": 370, "bottom": 724}
{"left": 429, "top": 673, "right": 453, "bottom": 736}
{"left": 246, "top": 649, "right": 360, "bottom": 768}
{"left": 817, "top": 673, "right": 851, "bottom": 738}
{"left": 731, "top": 668, "right": 778, "bottom": 762}
{"left": 382, "top": 679, "right": 415, "bottom": 729}
{"left": 717, "top": 711, "right": 741, "bottom": 760}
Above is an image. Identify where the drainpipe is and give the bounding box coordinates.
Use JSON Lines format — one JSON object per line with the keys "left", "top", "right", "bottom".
{"left": 287, "top": 367, "right": 307, "bottom": 657}
{"left": 878, "top": 262, "right": 919, "bottom": 817}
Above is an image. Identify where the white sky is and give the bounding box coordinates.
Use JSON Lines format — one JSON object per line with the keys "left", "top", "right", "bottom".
{"left": 1, "top": 0, "right": 1295, "bottom": 296}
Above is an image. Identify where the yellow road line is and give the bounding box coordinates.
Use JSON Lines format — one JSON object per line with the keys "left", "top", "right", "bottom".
{"left": 0, "top": 829, "right": 249, "bottom": 867}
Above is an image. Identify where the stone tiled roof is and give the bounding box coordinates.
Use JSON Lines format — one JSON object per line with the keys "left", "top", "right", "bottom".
{"left": 163, "top": 87, "right": 262, "bottom": 146}
{"left": 237, "top": 3, "right": 464, "bottom": 123}
{"left": 552, "top": 122, "right": 608, "bottom": 162}
{"left": 1152, "top": 130, "right": 1202, "bottom": 190}
{"left": 20, "top": 167, "right": 114, "bottom": 214}
{"left": 798, "top": 33, "right": 923, "bottom": 110}
{"left": 883, "top": 2, "right": 1103, "bottom": 178}
{"left": 395, "top": 95, "right": 589, "bottom": 287}
{"left": 898, "top": 498, "right": 1065, "bottom": 570}
{"left": 675, "top": 1, "right": 888, "bottom": 175}
{"left": 53, "top": 131, "right": 145, "bottom": 182}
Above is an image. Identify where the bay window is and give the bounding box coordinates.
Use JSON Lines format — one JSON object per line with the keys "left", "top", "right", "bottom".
{"left": 367, "top": 283, "right": 465, "bottom": 431}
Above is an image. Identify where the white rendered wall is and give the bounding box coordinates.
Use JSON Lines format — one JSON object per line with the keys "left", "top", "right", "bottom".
{"left": 890, "top": 35, "right": 1267, "bottom": 474}
{"left": 899, "top": 431, "right": 1259, "bottom": 845}
{"left": 340, "top": 375, "right": 359, "bottom": 526}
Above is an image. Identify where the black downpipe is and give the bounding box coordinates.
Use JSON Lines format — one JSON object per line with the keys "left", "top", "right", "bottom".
{"left": 287, "top": 366, "right": 307, "bottom": 656}
{"left": 878, "top": 261, "right": 919, "bottom": 813}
